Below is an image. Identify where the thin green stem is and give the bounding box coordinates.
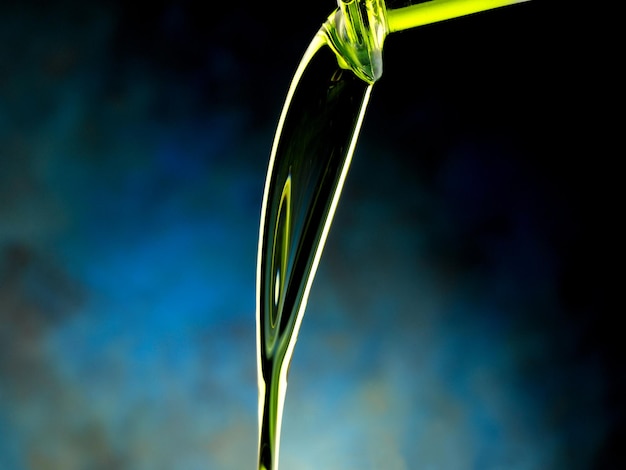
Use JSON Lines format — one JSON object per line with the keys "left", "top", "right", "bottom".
{"left": 386, "top": 0, "right": 530, "bottom": 33}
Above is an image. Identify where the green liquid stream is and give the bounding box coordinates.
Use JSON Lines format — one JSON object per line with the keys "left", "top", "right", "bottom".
{"left": 255, "top": 1, "right": 530, "bottom": 468}
{"left": 256, "top": 26, "right": 372, "bottom": 470}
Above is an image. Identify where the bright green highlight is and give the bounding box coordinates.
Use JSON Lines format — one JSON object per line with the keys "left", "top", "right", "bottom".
{"left": 386, "top": 0, "right": 530, "bottom": 33}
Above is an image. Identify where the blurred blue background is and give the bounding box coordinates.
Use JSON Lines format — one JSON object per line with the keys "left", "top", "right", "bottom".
{"left": 0, "top": 1, "right": 620, "bottom": 469}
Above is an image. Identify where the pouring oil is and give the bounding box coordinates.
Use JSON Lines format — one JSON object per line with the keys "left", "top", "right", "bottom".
{"left": 255, "top": 19, "right": 373, "bottom": 470}
{"left": 255, "top": 1, "right": 530, "bottom": 468}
